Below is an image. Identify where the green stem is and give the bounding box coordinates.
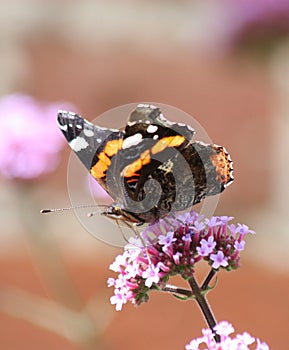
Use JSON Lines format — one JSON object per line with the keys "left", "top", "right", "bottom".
{"left": 188, "top": 276, "right": 220, "bottom": 343}
{"left": 162, "top": 285, "right": 192, "bottom": 297}
{"left": 201, "top": 269, "right": 217, "bottom": 291}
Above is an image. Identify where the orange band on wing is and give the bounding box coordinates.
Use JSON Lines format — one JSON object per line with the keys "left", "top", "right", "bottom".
{"left": 151, "top": 135, "right": 185, "bottom": 155}
{"left": 123, "top": 149, "right": 151, "bottom": 178}
{"left": 104, "top": 139, "right": 123, "bottom": 156}
{"left": 90, "top": 139, "right": 123, "bottom": 180}
{"left": 90, "top": 152, "right": 111, "bottom": 179}
{"left": 210, "top": 146, "right": 233, "bottom": 185}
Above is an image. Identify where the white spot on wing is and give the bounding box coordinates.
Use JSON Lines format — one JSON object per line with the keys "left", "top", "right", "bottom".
{"left": 137, "top": 103, "right": 149, "bottom": 108}
{"left": 137, "top": 103, "right": 158, "bottom": 110}
{"left": 147, "top": 124, "right": 158, "bottom": 133}
{"left": 153, "top": 134, "right": 159, "bottom": 140}
{"left": 84, "top": 129, "right": 94, "bottom": 137}
{"left": 69, "top": 137, "right": 89, "bottom": 152}
{"left": 122, "top": 133, "right": 143, "bottom": 149}
{"left": 58, "top": 123, "right": 68, "bottom": 131}
{"left": 158, "top": 159, "right": 174, "bottom": 174}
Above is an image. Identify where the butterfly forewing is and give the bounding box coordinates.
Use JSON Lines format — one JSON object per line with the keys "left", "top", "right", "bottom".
{"left": 57, "top": 111, "right": 124, "bottom": 193}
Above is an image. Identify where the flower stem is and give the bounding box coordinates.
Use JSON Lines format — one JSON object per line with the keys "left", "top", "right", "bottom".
{"left": 188, "top": 276, "right": 220, "bottom": 343}
{"left": 201, "top": 269, "right": 217, "bottom": 291}
{"left": 162, "top": 285, "right": 192, "bottom": 297}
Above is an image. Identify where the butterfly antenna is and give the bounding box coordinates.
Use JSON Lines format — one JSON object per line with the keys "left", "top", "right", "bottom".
{"left": 40, "top": 204, "right": 108, "bottom": 214}
{"left": 87, "top": 210, "right": 101, "bottom": 217}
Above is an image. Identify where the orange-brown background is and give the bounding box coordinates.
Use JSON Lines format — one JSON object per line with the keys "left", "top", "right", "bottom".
{"left": 1, "top": 1, "right": 289, "bottom": 349}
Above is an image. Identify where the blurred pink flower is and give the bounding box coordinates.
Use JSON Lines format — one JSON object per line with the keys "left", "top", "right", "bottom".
{"left": 222, "top": 0, "right": 289, "bottom": 56}
{"left": 0, "top": 93, "right": 73, "bottom": 180}
{"left": 87, "top": 174, "right": 112, "bottom": 202}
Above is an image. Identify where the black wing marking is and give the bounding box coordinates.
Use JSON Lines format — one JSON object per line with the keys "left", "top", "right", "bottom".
{"left": 127, "top": 104, "right": 196, "bottom": 142}
{"left": 173, "top": 142, "right": 233, "bottom": 208}
{"left": 122, "top": 141, "right": 233, "bottom": 223}
{"left": 119, "top": 105, "right": 196, "bottom": 202}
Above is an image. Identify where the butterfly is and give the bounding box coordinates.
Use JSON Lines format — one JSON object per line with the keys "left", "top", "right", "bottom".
{"left": 56, "top": 104, "right": 233, "bottom": 226}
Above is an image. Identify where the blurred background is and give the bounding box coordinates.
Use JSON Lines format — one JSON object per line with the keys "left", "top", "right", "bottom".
{"left": 0, "top": 0, "right": 289, "bottom": 349}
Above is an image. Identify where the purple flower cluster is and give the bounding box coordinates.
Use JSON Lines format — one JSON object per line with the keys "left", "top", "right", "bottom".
{"left": 108, "top": 210, "right": 255, "bottom": 311}
{"left": 186, "top": 321, "right": 269, "bottom": 350}
{"left": 222, "top": 0, "right": 289, "bottom": 55}
{"left": 0, "top": 93, "right": 73, "bottom": 180}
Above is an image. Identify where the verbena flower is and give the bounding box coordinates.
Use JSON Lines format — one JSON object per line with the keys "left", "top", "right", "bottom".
{"left": 0, "top": 93, "right": 72, "bottom": 180}
{"left": 108, "top": 210, "right": 255, "bottom": 311}
{"left": 222, "top": 0, "right": 289, "bottom": 57}
{"left": 185, "top": 321, "right": 270, "bottom": 350}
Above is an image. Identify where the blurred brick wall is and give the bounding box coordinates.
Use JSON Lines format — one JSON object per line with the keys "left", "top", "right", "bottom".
{"left": 1, "top": 2, "right": 288, "bottom": 349}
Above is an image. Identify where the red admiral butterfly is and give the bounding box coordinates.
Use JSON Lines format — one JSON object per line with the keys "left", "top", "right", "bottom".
{"left": 57, "top": 104, "right": 233, "bottom": 225}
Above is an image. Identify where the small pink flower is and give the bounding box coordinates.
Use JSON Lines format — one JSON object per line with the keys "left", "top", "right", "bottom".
{"left": 173, "top": 252, "right": 182, "bottom": 265}
{"left": 125, "top": 260, "right": 141, "bottom": 279}
{"left": 193, "top": 221, "right": 206, "bottom": 232}
{"left": 196, "top": 245, "right": 209, "bottom": 257}
{"left": 205, "top": 217, "right": 219, "bottom": 228}
{"left": 210, "top": 251, "right": 229, "bottom": 269}
{"left": 158, "top": 231, "right": 176, "bottom": 246}
{"left": 214, "top": 321, "right": 234, "bottom": 337}
{"left": 110, "top": 288, "right": 129, "bottom": 311}
{"left": 107, "top": 277, "right": 116, "bottom": 287}
{"left": 185, "top": 339, "right": 202, "bottom": 350}
{"left": 256, "top": 339, "right": 270, "bottom": 350}
{"left": 197, "top": 237, "right": 216, "bottom": 256}
{"left": 186, "top": 321, "right": 270, "bottom": 350}
{"left": 218, "top": 216, "right": 234, "bottom": 225}
{"left": 142, "top": 265, "right": 160, "bottom": 288}
{"left": 236, "top": 224, "right": 255, "bottom": 236}
{"left": 157, "top": 261, "right": 170, "bottom": 272}
{"left": 109, "top": 252, "right": 129, "bottom": 272}
{"left": 234, "top": 240, "right": 245, "bottom": 251}
{"left": 236, "top": 332, "right": 255, "bottom": 346}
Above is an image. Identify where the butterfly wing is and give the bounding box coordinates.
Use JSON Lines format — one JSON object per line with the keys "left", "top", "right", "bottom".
{"left": 57, "top": 111, "right": 124, "bottom": 196}
{"left": 113, "top": 105, "right": 233, "bottom": 221}
{"left": 57, "top": 107, "right": 233, "bottom": 224}
{"left": 102, "top": 105, "right": 197, "bottom": 219}
{"left": 127, "top": 104, "right": 196, "bottom": 141}
{"left": 165, "top": 142, "right": 234, "bottom": 212}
